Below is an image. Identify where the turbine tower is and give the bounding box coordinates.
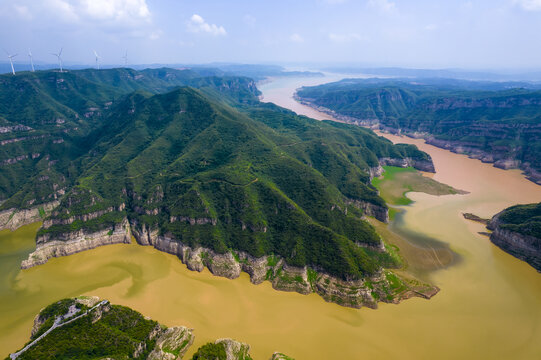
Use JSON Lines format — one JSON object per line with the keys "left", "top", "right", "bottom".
{"left": 28, "top": 49, "right": 35, "bottom": 72}
{"left": 93, "top": 50, "right": 101, "bottom": 70}
{"left": 51, "top": 48, "right": 63, "bottom": 72}
{"left": 122, "top": 51, "right": 128, "bottom": 67}
{"left": 5, "top": 50, "right": 17, "bottom": 75}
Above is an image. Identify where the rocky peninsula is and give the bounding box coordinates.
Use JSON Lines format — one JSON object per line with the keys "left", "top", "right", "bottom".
{"left": 486, "top": 203, "right": 541, "bottom": 271}
{"left": 8, "top": 296, "right": 292, "bottom": 360}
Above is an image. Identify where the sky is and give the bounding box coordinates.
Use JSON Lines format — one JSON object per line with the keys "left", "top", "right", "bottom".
{"left": 0, "top": 0, "right": 540, "bottom": 70}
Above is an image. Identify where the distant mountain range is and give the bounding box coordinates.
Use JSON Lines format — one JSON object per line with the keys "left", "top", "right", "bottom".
{"left": 321, "top": 66, "right": 541, "bottom": 82}
{"left": 296, "top": 77, "right": 541, "bottom": 184}
{"left": 0, "top": 62, "right": 323, "bottom": 80}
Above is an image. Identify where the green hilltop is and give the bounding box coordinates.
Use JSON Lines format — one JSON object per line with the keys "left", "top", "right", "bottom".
{"left": 1, "top": 68, "right": 431, "bottom": 281}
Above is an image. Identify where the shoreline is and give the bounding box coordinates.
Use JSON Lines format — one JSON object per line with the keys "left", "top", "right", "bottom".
{"left": 19, "top": 219, "right": 438, "bottom": 310}
{"left": 294, "top": 94, "right": 541, "bottom": 186}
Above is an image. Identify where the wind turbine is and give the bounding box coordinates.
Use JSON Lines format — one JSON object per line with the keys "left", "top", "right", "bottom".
{"left": 122, "top": 51, "right": 128, "bottom": 67}
{"left": 51, "top": 48, "right": 63, "bottom": 72}
{"left": 28, "top": 49, "right": 35, "bottom": 72}
{"left": 4, "top": 50, "right": 17, "bottom": 75}
{"left": 93, "top": 50, "right": 101, "bottom": 70}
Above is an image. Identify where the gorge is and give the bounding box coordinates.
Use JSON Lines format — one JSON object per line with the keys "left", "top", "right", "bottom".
{"left": 1, "top": 74, "right": 541, "bottom": 359}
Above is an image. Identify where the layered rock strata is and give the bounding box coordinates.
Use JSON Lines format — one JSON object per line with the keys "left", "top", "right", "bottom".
{"left": 0, "top": 201, "right": 59, "bottom": 231}
{"left": 296, "top": 96, "right": 541, "bottom": 184}
{"left": 488, "top": 212, "right": 541, "bottom": 271}
{"left": 21, "top": 220, "right": 438, "bottom": 308}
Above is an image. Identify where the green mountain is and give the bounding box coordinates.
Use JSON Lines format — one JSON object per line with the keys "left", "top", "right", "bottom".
{"left": 8, "top": 296, "right": 289, "bottom": 360}
{"left": 33, "top": 85, "right": 429, "bottom": 279}
{"left": 0, "top": 68, "right": 259, "bottom": 208}
{"left": 296, "top": 78, "right": 541, "bottom": 183}
{"left": 1, "top": 68, "right": 436, "bottom": 305}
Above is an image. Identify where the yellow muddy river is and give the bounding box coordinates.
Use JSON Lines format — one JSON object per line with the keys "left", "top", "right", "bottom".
{"left": 2, "top": 76, "right": 541, "bottom": 359}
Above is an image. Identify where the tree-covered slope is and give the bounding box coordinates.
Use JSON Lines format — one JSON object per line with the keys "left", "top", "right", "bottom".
{"left": 0, "top": 68, "right": 259, "bottom": 207}
{"left": 296, "top": 78, "right": 541, "bottom": 182}
{"left": 488, "top": 203, "right": 541, "bottom": 271}
{"left": 8, "top": 296, "right": 288, "bottom": 360}
{"left": 1, "top": 68, "right": 435, "bottom": 287}
{"left": 36, "top": 86, "right": 429, "bottom": 280}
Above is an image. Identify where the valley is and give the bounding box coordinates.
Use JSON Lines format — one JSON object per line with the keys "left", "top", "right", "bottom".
{"left": 0, "top": 74, "right": 541, "bottom": 359}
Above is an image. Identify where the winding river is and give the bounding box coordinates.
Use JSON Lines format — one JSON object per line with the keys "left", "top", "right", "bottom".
{"left": 1, "top": 76, "right": 541, "bottom": 359}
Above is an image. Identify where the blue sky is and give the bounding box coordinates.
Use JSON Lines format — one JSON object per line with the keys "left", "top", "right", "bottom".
{"left": 0, "top": 0, "right": 540, "bottom": 69}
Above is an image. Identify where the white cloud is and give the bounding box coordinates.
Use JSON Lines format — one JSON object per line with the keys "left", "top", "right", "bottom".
{"left": 513, "top": 0, "right": 541, "bottom": 11}
{"left": 368, "top": 0, "right": 396, "bottom": 12}
{"left": 290, "top": 33, "right": 304, "bottom": 43}
{"left": 10, "top": 0, "right": 151, "bottom": 25}
{"left": 188, "top": 14, "right": 226, "bottom": 36}
{"left": 80, "top": 0, "right": 150, "bottom": 22}
{"left": 328, "top": 32, "right": 364, "bottom": 43}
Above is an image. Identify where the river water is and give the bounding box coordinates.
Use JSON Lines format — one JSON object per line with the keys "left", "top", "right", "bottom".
{"left": 1, "top": 76, "right": 541, "bottom": 359}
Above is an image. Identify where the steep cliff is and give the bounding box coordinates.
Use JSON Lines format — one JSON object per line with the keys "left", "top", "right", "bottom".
{"left": 296, "top": 78, "right": 541, "bottom": 184}
{"left": 487, "top": 203, "right": 541, "bottom": 271}
{"left": 0, "top": 201, "right": 58, "bottom": 231}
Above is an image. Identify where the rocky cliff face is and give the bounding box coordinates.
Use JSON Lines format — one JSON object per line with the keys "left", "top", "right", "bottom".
{"left": 378, "top": 157, "right": 435, "bottom": 173}
{"left": 21, "top": 217, "right": 131, "bottom": 269}
{"left": 345, "top": 198, "right": 389, "bottom": 223}
{"left": 296, "top": 94, "right": 541, "bottom": 184}
{"left": 20, "top": 216, "right": 438, "bottom": 308}
{"left": 147, "top": 326, "right": 194, "bottom": 360}
{"left": 488, "top": 213, "right": 541, "bottom": 271}
{"left": 131, "top": 224, "right": 438, "bottom": 308}
{"left": 215, "top": 338, "right": 252, "bottom": 360}
{"left": 0, "top": 201, "right": 59, "bottom": 231}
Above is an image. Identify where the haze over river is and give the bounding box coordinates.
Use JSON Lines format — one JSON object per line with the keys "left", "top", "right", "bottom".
{"left": 1, "top": 76, "right": 541, "bottom": 359}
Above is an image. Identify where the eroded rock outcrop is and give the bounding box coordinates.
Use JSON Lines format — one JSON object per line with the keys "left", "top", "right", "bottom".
{"left": 488, "top": 211, "right": 541, "bottom": 271}
{"left": 0, "top": 201, "right": 59, "bottom": 231}
{"left": 21, "top": 220, "right": 438, "bottom": 308}
{"left": 147, "top": 326, "right": 195, "bottom": 360}
{"left": 21, "top": 217, "right": 131, "bottom": 269}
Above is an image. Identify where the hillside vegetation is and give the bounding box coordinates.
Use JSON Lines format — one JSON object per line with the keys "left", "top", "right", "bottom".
{"left": 296, "top": 78, "right": 541, "bottom": 182}
{"left": 1, "top": 68, "right": 431, "bottom": 281}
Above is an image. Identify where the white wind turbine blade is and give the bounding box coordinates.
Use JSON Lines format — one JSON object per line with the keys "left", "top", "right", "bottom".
{"left": 28, "top": 48, "right": 34, "bottom": 72}
{"left": 7, "top": 53, "right": 17, "bottom": 75}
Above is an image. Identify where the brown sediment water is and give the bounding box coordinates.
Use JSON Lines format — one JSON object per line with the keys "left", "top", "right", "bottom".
{"left": 1, "top": 76, "right": 541, "bottom": 359}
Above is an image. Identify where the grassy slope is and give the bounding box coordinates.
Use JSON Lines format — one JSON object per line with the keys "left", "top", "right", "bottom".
{"left": 372, "top": 166, "right": 463, "bottom": 206}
